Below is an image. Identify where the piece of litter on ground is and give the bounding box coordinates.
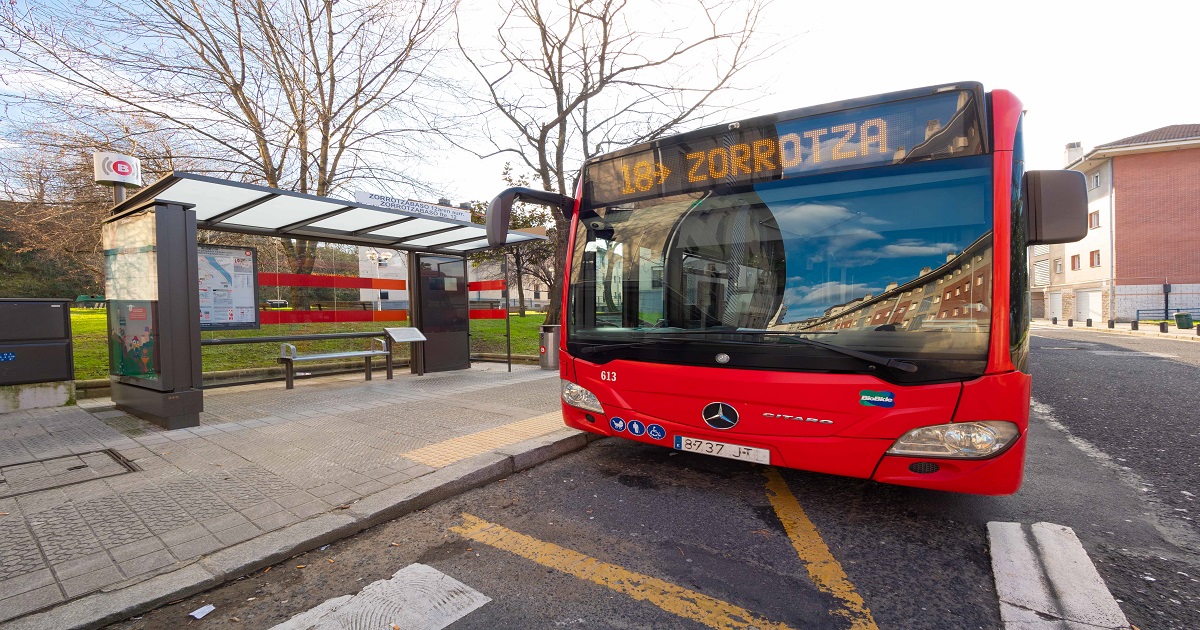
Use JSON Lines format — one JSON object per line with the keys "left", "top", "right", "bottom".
{"left": 296, "top": 565, "right": 306, "bottom": 569}
{"left": 327, "top": 559, "right": 334, "bottom": 563}
{"left": 263, "top": 567, "right": 271, "bottom": 573}
{"left": 189, "top": 604, "right": 216, "bottom": 619}
{"left": 319, "top": 545, "right": 329, "bottom": 551}
{"left": 247, "top": 597, "right": 256, "bottom": 601}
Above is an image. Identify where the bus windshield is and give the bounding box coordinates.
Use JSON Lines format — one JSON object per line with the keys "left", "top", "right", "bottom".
{"left": 568, "top": 154, "right": 994, "bottom": 383}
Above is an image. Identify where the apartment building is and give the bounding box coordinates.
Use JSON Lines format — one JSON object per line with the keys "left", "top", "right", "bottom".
{"left": 1029, "top": 125, "right": 1200, "bottom": 322}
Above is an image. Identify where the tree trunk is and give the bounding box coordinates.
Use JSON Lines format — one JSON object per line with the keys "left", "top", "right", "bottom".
{"left": 514, "top": 249, "right": 527, "bottom": 317}
{"left": 542, "top": 214, "right": 570, "bottom": 326}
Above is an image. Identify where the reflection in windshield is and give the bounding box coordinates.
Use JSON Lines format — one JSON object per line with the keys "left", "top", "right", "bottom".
{"left": 570, "top": 155, "right": 994, "bottom": 370}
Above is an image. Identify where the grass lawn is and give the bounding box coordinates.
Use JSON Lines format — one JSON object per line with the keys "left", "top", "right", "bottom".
{"left": 70, "top": 308, "right": 549, "bottom": 381}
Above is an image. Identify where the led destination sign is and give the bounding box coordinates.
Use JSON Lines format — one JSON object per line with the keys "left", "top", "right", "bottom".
{"left": 586, "top": 89, "right": 983, "bottom": 206}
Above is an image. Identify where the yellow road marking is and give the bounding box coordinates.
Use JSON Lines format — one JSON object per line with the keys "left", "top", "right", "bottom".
{"left": 450, "top": 513, "right": 796, "bottom": 630}
{"left": 764, "top": 468, "right": 879, "bottom": 630}
{"left": 402, "top": 412, "right": 563, "bottom": 468}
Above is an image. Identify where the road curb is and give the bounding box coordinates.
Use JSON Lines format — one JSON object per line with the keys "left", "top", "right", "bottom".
{"left": 2, "top": 428, "right": 593, "bottom": 630}
{"left": 1035, "top": 323, "right": 1200, "bottom": 342}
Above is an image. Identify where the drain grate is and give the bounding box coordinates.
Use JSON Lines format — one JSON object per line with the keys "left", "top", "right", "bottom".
{"left": 0, "top": 450, "right": 139, "bottom": 498}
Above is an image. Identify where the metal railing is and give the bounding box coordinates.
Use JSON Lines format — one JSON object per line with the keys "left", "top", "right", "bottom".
{"left": 1134, "top": 307, "right": 1200, "bottom": 321}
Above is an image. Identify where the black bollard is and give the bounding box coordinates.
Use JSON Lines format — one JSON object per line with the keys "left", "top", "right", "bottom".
{"left": 1067, "top": 319, "right": 1073, "bottom": 327}
{"left": 1052, "top": 317, "right": 1058, "bottom": 325}
{"left": 1131, "top": 320, "right": 1139, "bottom": 330}
{"left": 1086, "top": 318, "right": 1093, "bottom": 327}
{"left": 1108, "top": 319, "right": 1115, "bottom": 329}
{"left": 1159, "top": 322, "right": 1169, "bottom": 333}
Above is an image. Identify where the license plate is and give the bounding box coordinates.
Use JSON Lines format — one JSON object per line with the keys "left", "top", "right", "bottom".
{"left": 674, "top": 435, "right": 770, "bottom": 464}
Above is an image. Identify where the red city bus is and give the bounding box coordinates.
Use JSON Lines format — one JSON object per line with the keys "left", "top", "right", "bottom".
{"left": 487, "top": 82, "right": 1086, "bottom": 495}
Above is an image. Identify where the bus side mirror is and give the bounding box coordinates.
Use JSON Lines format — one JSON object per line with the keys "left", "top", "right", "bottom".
{"left": 486, "top": 187, "right": 576, "bottom": 247}
{"left": 1023, "top": 170, "right": 1088, "bottom": 245}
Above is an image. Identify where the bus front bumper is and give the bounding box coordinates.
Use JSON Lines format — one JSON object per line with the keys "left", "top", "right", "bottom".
{"left": 561, "top": 403, "right": 1027, "bottom": 496}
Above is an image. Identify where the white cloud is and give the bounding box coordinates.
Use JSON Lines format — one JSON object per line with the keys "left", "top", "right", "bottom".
{"left": 786, "top": 281, "right": 880, "bottom": 306}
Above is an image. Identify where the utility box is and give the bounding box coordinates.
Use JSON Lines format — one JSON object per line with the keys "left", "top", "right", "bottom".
{"left": 0, "top": 298, "right": 75, "bottom": 412}
{"left": 0, "top": 299, "right": 74, "bottom": 386}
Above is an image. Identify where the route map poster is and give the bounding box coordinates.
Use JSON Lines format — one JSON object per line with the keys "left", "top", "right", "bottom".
{"left": 198, "top": 245, "right": 260, "bottom": 330}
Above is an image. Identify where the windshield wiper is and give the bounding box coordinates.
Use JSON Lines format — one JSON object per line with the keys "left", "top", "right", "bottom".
{"left": 577, "top": 329, "right": 918, "bottom": 373}
{"left": 770, "top": 333, "right": 919, "bottom": 373}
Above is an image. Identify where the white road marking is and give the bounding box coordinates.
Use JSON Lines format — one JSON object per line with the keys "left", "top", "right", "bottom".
{"left": 270, "top": 563, "right": 490, "bottom": 630}
{"left": 988, "top": 521, "right": 1130, "bottom": 629}
{"left": 1089, "top": 351, "right": 1177, "bottom": 358}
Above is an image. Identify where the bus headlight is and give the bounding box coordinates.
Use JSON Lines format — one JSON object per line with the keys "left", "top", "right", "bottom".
{"left": 886, "top": 421, "right": 1019, "bottom": 459}
{"left": 561, "top": 379, "right": 604, "bottom": 413}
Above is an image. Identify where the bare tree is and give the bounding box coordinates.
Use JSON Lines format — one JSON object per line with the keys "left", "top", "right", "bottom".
{"left": 0, "top": 122, "right": 191, "bottom": 288}
{"left": 455, "top": 0, "right": 772, "bottom": 322}
{"left": 1, "top": 0, "right": 456, "bottom": 304}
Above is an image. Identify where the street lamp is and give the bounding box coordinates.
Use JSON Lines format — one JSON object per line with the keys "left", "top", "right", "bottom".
{"left": 365, "top": 248, "right": 394, "bottom": 310}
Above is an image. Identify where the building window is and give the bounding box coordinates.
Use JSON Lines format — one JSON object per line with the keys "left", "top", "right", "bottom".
{"left": 1054, "top": 259, "right": 1063, "bottom": 273}
{"left": 1090, "top": 171, "right": 1100, "bottom": 189}
{"left": 1033, "top": 260, "right": 1050, "bottom": 286}
{"left": 1089, "top": 211, "right": 1100, "bottom": 229}
{"left": 976, "top": 275, "right": 984, "bottom": 286}
{"left": 1071, "top": 255, "right": 1081, "bottom": 270}
{"left": 1090, "top": 250, "right": 1101, "bottom": 267}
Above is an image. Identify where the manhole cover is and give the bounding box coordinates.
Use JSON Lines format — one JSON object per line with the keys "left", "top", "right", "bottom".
{"left": 0, "top": 450, "right": 138, "bottom": 498}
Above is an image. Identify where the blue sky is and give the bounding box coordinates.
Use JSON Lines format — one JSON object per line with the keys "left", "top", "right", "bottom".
{"left": 439, "top": 0, "right": 1200, "bottom": 204}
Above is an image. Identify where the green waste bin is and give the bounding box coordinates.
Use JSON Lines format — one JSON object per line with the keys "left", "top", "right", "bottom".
{"left": 1174, "top": 312, "right": 1194, "bottom": 329}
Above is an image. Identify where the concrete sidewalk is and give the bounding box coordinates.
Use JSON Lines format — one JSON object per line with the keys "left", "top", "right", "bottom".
{"left": 0, "top": 364, "right": 585, "bottom": 629}
{"left": 1031, "top": 317, "right": 1200, "bottom": 342}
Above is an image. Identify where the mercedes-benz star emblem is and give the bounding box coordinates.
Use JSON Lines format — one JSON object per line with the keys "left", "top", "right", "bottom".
{"left": 702, "top": 402, "right": 739, "bottom": 430}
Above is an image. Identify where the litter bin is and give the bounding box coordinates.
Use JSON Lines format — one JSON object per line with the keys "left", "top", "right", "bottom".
{"left": 539, "top": 325, "right": 560, "bottom": 370}
{"left": 1174, "top": 312, "right": 1194, "bottom": 329}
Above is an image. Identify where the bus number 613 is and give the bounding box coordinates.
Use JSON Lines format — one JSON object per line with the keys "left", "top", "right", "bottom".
{"left": 600, "top": 371, "right": 617, "bottom": 382}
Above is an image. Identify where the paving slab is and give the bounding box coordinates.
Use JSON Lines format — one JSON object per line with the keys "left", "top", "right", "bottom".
{"left": 0, "top": 364, "right": 588, "bottom": 629}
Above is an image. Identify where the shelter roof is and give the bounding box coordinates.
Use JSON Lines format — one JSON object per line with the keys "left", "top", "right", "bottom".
{"left": 109, "top": 172, "right": 543, "bottom": 254}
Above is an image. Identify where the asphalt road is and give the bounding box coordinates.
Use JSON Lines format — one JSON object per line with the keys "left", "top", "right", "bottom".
{"left": 1028, "top": 326, "right": 1200, "bottom": 628}
{"left": 112, "top": 329, "right": 1199, "bottom": 629}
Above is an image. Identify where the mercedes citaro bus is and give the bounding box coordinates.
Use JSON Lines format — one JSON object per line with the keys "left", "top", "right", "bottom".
{"left": 486, "top": 82, "right": 1086, "bottom": 495}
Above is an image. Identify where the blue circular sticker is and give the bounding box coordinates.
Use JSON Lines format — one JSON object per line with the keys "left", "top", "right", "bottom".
{"left": 609, "top": 417, "right": 627, "bottom": 432}
{"left": 627, "top": 420, "right": 646, "bottom": 436}
{"left": 646, "top": 424, "right": 665, "bottom": 441}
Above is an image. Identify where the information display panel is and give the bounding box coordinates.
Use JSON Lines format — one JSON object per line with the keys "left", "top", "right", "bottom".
{"left": 198, "top": 245, "right": 260, "bottom": 330}
{"left": 585, "top": 88, "right": 985, "bottom": 207}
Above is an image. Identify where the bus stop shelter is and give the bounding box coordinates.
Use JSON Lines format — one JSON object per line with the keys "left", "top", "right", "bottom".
{"left": 103, "top": 172, "right": 543, "bottom": 429}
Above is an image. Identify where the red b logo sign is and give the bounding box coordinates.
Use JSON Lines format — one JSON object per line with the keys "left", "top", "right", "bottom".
{"left": 112, "top": 160, "right": 132, "bottom": 176}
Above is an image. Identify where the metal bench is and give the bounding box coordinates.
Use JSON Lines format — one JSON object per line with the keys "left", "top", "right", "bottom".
{"left": 278, "top": 338, "right": 392, "bottom": 389}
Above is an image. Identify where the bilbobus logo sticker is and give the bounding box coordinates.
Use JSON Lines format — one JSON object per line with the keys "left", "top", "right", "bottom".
{"left": 859, "top": 390, "right": 895, "bottom": 408}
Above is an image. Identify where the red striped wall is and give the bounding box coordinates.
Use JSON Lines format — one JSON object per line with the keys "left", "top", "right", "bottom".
{"left": 259, "top": 273, "right": 406, "bottom": 290}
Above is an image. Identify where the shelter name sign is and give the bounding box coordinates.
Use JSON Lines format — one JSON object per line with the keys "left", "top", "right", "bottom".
{"left": 354, "top": 192, "right": 472, "bottom": 222}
